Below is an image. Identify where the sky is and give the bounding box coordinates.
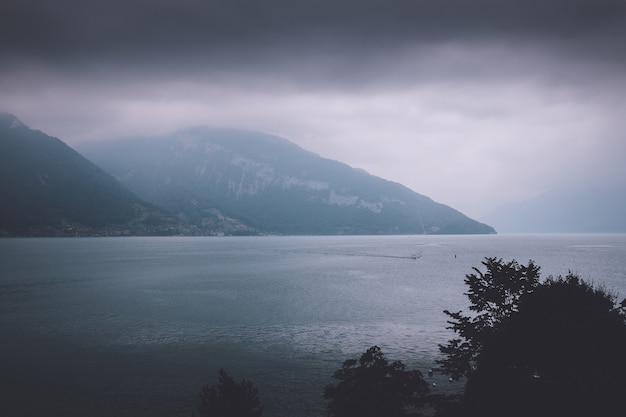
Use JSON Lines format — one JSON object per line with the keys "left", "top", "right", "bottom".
{"left": 2, "top": 0, "right": 626, "bottom": 218}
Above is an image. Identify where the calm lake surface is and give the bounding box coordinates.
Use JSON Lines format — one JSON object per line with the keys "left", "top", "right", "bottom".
{"left": 1, "top": 234, "right": 625, "bottom": 417}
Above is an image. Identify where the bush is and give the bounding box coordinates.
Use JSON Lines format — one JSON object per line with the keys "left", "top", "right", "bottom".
{"left": 324, "top": 346, "right": 429, "bottom": 417}
{"left": 198, "top": 368, "right": 263, "bottom": 417}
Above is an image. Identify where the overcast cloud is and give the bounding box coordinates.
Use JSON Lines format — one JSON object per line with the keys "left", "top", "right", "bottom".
{"left": 2, "top": 0, "right": 625, "bottom": 217}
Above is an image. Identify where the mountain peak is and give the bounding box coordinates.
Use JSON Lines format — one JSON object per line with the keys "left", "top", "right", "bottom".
{"left": 0, "top": 115, "right": 184, "bottom": 236}
{"left": 79, "top": 128, "right": 496, "bottom": 235}
{"left": 0, "top": 112, "right": 27, "bottom": 130}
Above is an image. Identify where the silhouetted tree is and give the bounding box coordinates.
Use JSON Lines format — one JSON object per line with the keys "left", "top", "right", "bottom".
{"left": 198, "top": 368, "right": 263, "bottom": 417}
{"left": 463, "top": 274, "right": 626, "bottom": 417}
{"left": 436, "top": 258, "right": 626, "bottom": 417}
{"left": 324, "top": 346, "right": 429, "bottom": 417}
{"left": 437, "top": 257, "right": 541, "bottom": 379}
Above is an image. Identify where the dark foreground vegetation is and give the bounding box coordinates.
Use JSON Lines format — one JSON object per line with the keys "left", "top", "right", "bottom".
{"left": 197, "top": 258, "right": 626, "bottom": 417}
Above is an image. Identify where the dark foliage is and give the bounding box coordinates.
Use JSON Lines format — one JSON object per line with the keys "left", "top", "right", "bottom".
{"left": 198, "top": 368, "right": 263, "bottom": 417}
{"left": 437, "top": 257, "right": 541, "bottom": 379}
{"left": 436, "top": 258, "right": 626, "bottom": 417}
{"left": 324, "top": 346, "right": 429, "bottom": 417}
{"left": 464, "top": 274, "right": 626, "bottom": 417}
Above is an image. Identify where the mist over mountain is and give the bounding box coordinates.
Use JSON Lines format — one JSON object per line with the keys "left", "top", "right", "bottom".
{"left": 0, "top": 113, "right": 181, "bottom": 236}
{"left": 79, "top": 128, "right": 495, "bottom": 235}
{"left": 482, "top": 183, "right": 626, "bottom": 233}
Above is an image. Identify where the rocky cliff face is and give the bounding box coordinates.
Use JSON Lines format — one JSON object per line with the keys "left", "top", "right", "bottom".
{"left": 80, "top": 127, "right": 496, "bottom": 235}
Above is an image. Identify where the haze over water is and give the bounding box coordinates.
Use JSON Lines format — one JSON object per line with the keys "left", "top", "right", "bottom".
{"left": 1, "top": 234, "right": 625, "bottom": 416}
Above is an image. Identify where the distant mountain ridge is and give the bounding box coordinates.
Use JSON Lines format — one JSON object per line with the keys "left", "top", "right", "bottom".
{"left": 0, "top": 113, "right": 183, "bottom": 236}
{"left": 79, "top": 127, "right": 496, "bottom": 235}
{"left": 482, "top": 184, "right": 626, "bottom": 233}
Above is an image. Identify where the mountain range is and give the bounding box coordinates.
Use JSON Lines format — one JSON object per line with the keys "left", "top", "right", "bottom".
{"left": 482, "top": 183, "right": 626, "bottom": 233}
{"left": 0, "top": 113, "right": 182, "bottom": 236}
{"left": 6, "top": 111, "right": 624, "bottom": 236}
{"left": 0, "top": 112, "right": 495, "bottom": 236}
{"left": 78, "top": 127, "right": 495, "bottom": 235}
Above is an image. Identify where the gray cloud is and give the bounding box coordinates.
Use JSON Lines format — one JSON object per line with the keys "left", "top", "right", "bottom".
{"left": 3, "top": 1, "right": 625, "bottom": 71}
{"left": 2, "top": 0, "right": 626, "bottom": 217}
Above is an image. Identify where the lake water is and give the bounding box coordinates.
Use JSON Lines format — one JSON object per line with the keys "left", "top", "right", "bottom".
{"left": 1, "top": 234, "right": 625, "bottom": 417}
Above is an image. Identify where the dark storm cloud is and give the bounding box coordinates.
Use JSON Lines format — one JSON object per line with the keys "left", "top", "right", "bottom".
{"left": 2, "top": 0, "right": 625, "bottom": 76}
